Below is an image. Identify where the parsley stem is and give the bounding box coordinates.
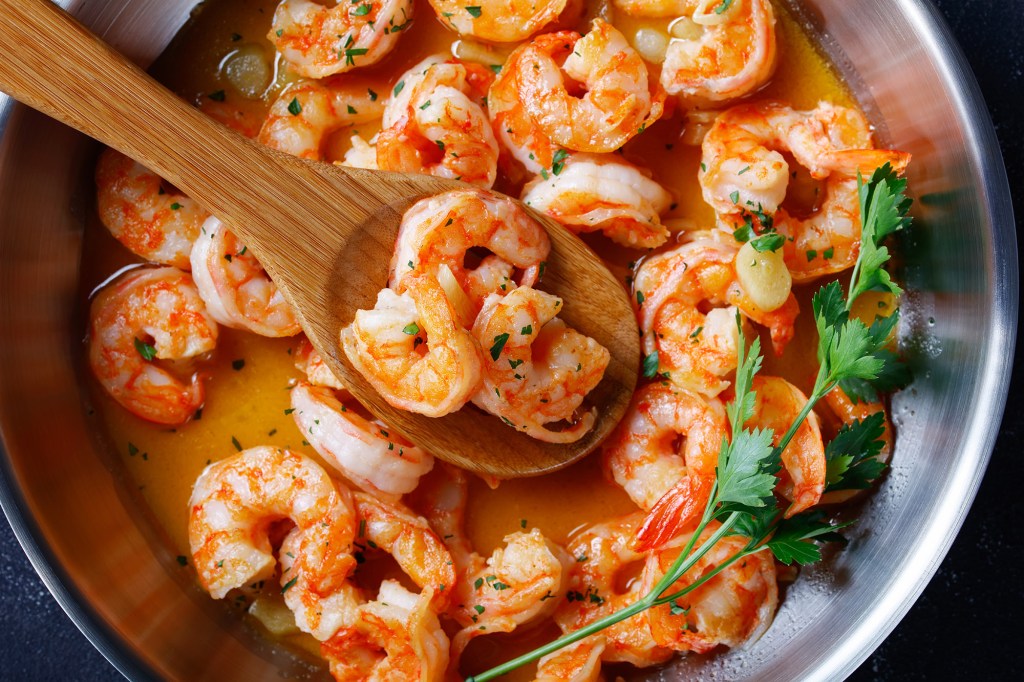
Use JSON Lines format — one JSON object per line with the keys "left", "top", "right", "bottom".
{"left": 653, "top": 538, "right": 768, "bottom": 607}
{"left": 466, "top": 596, "right": 652, "bottom": 681}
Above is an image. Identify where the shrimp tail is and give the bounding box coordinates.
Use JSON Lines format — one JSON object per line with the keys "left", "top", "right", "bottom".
{"left": 633, "top": 475, "right": 712, "bottom": 552}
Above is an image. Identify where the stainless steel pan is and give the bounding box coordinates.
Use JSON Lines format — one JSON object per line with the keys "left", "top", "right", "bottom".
{"left": 0, "top": 0, "right": 1016, "bottom": 679}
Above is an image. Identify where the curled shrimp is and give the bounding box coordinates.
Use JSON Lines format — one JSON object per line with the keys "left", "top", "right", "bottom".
{"left": 258, "top": 77, "right": 385, "bottom": 160}
{"left": 409, "top": 464, "right": 571, "bottom": 671}
{"left": 555, "top": 514, "right": 673, "bottom": 667}
{"left": 269, "top": 0, "right": 413, "bottom": 79}
{"left": 513, "top": 20, "right": 664, "bottom": 154}
{"left": 700, "top": 101, "right": 910, "bottom": 280}
{"left": 377, "top": 56, "right": 499, "bottom": 187}
{"left": 632, "top": 230, "right": 799, "bottom": 395}
{"left": 428, "top": 0, "right": 567, "bottom": 43}
{"left": 95, "top": 148, "right": 209, "bottom": 269}
{"left": 291, "top": 382, "right": 434, "bottom": 499}
{"left": 640, "top": 520, "right": 778, "bottom": 653}
{"left": 188, "top": 447, "right": 358, "bottom": 640}
{"left": 522, "top": 153, "right": 673, "bottom": 248}
{"left": 616, "top": 0, "right": 777, "bottom": 104}
{"left": 341, "top": 273, "right": 483, "bottom": 417}
{"left": 88, "top": 267, "right": 217, "bottom": 425}
{"left": 189, "top": 217, "right": 301, "bottom": 337}
{"left": 602, "top": 383, "right": 727, "bottom": 522}
{"left": 471, "top": 286, "right": 610, "bottom": 443}
{"left": 820, "top": 385, "right": 893, "bottom": 504}
{"left": 390, "top": 189, "right": 550, "bottom": 315}
{"left": 353, "top": 493, "right": 456, "bottom": 611}
{"left": 321, "top": 581, "right": 449, "bottom": 681}
{"left": 749, "top": 375, "right": 826, "bottom": 516}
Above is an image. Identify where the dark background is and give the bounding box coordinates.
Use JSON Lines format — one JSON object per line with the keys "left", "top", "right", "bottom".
{"left": 2, "top": 0, "right": 1022, "bottom": 679}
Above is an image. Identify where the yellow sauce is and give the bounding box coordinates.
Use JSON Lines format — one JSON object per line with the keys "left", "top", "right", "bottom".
{"left": 79, "top": 1, "right": 858, "bottom": 677}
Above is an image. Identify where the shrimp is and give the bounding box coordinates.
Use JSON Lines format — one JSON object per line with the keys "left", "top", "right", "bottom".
{"left": 189, "top": 217, "right": 301, "bottom": 337}
{"left": 291, "top": 382, "right": 434, "bottom": 499}
{"left": 748, "top": 376, "right": 826, "bottom": 517}
{"left": 352, "top": 493, "right": 456, "bottom": 612}
{"left": 615, "top": 0, "right": 777, "bottom": 104}
{"left": 632, "top": 231, "right": 799, "bottom": 396}
{"left": 700, "top": 101, "right": 910, "bottom": 281}
{"left": 376, "top": 56, "right": 499, "bottom": 187}
{"left": 522, "top": 152, "right": 673, "bottom": 248}
{"left": 258, "top": 76, "right": 385, "bottom": 160}
{"left": 188, "top": 447, "right": 358, "bottom": 640}
{"left": 295, "top": 337, "right": 346, "bottom": 390}
{"left": 640, "top": 520, "right": 778, "bottom": 653}
{"left": 408, "top": 465, "right": 570, "bottom": 669}
{"left": 471, "top": 286, "right": 610, "bottom": 443}
{"left": 819, "top": 386, "right": 893, "bottom": 504}
{"left": 341, "top": 273, "right": 483, "bottom": 417}
{"left": 321, "top": 582, "right": 449, "bottom": 682}
{"left": 428, "top": 0, "right": 567, "bottom": 43}
{"left": 602, "top": 383, "right": 727, "bottom": 525}
{"left": 88, "top": 267, "right": 218, "bottom": 425}
{"left": 487, "top": 39, "right": 563, "bottom": 178}
{"left": 513, "top": 20, "right": 664, "bottom": 154}
{"left": 554, "top": 514, "right": 673, "bottom": 667}
{"left": 268, "top": 0, "right": 413, "bottom": 79}
{"left": 535, "top": 636, "right": 606, "bottom": 682}
{"left": 389, "top": 189, "right": 550, "bottom": 315}
{"left": 95, "top": 148, "right": 209, "bottom": 269}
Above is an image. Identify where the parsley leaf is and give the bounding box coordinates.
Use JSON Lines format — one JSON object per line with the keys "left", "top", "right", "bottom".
{"left": 824, "top": 412, "right": 887, "bottom": 490}
{"left": 766, "top": 511, "right": 851, "bottom": 565}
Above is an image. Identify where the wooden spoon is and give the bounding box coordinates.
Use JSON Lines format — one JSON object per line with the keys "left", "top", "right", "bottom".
{"left": 0, "top": 0, "right": 639, "bottom": 477}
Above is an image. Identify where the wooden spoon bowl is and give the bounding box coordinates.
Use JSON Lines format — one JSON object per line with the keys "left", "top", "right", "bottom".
{"left": 0, "top": 0, "right": 640, "bottom": 477}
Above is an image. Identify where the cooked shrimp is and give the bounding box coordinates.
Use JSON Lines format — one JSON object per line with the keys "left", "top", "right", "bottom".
{"left": 341, "top": 273, "right": 483, "bottom": 417}
{"left": 408, "top": 465, "right": 571, "bottom": 669}
{"left": 95, "top": 148, "right": 209, "bottom": 269}
{"left": 295, "top": 337, "right": 346, "bottom": 390}
{"left": 555, "top": 514, "right": 673, "bottom": 667}
{"left": 514, "top": 20, "right": 664, "bottom": 154}
{"left": 190, "top": 217, "right": 301, "bottom": 337}
{"left": 258, "top": 76, "right": 385, "bottom": 160}
{"left": 535, "top": 636, "right": 606, "bottom": 682}
{"left": 376, "top": 55, "right": 499, "bottom": 187}
{"left": 616, "top": 0, "right": 777, "bottom": 103}
{"left": 278, "top": 525, "right": 363, "bottom": 641}
{"left": 700, "top": 101, "right": 910, "bottom": 280}
{"left": 748, "top": 376, "right": 826, "bottom": 517}
{"left": 353, "top": 493, "right": 456, "bottom": 611}
{"left": 471, "top": 287, "right": 610, "bottom": 443}
{"left": 88, "top": 267, "right": 218, "bottom": 425}
{"left": 522, "top": 152, "right": 673, "bottom": 248}
{"left": 640, "top": 520, "right": 778, "bottom": 652}
{"left": 451, "top": 528, "right": 572, "bottom": 664}
{"left": 188, "top": 447, "right": 358, "bottom": 640}
{"left": 321, "top": 582, "right": 449, "bottom": 682}
{"left": 269, "top": 0, "right": 413, "bottom": 79}
{"left": 632, "top": 231, "right": 799, "bottom": 395}
{"left": 487, "top": 39, "right": 563, "bottom": 178}
{"left": 428, "top": 0, "right": 567, "bottom": 43}
{"left": 602, "top": 383, "right": 727, "bottom": 519}
{"left": 390, "top": 189, "right": 550, "bottom": 314}
{"left": 291, "top": 382, "right": 434, "bottom": 499}
{"left": 819, "top": 386, "right": 892, "bottom": 504}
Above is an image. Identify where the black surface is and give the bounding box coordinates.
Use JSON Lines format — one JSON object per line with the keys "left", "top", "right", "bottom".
{"left": 2, "top": 1, "right": 1023, "bottom": 680}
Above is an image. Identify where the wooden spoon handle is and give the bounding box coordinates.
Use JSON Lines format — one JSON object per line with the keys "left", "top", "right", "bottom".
{"left": 0, "top": 0, "right": 388, "bottom": 255}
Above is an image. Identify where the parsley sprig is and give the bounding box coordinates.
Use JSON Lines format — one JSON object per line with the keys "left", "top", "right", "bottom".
{"left": 466, "top": 164, "right": 911, "bottom": 682}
